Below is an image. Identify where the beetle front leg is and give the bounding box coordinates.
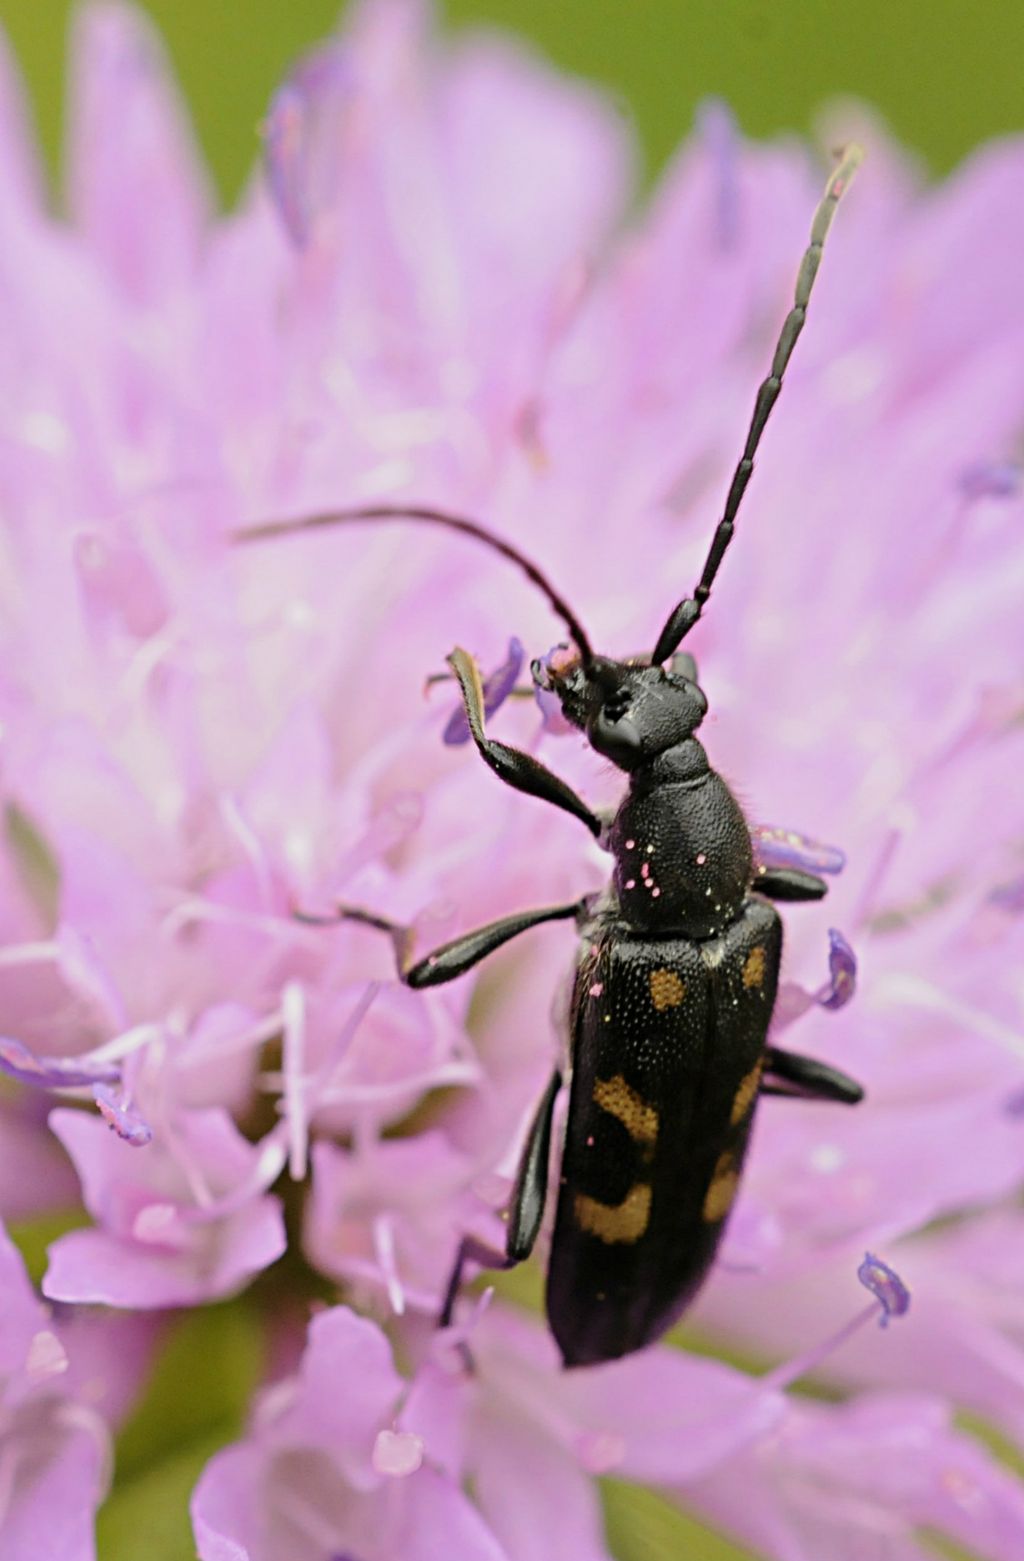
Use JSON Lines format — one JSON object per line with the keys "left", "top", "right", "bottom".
{"left": 448, "top": 646, "right": 603, "bottom": 838}
{"left": 762, "top": 1045, "right": 864, "bottom": 1105}
{"left": 439, "top": 1069, "right": 562, "bottom": 1329}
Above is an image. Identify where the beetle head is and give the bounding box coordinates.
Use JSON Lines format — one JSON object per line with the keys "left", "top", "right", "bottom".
{"left": 532, "top": 646, "right": 707, "bottom": 771}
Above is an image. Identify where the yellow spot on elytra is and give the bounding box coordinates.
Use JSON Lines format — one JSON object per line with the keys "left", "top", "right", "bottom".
{"left": 702, "top": 1152, "right": 740, "bottom": 1222}
{"left": 593, "top": 1075, "right": 659, "bottom": 1147}
{"left": 742, "top": 946, "right": 767, "bottom": 991}
{"left": 730, "top": 1058, "right": 764, "bottom": 1125}
{"left": 649, "top": 968, "right": 685, "bottom": 1011}
{"left": 575, "top": 1182, "right": 652, "bottom": 1244}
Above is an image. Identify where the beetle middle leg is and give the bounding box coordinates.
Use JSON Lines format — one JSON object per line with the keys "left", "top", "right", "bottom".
{"left": 306, "top": 898, "right": 588, "bottom": 987}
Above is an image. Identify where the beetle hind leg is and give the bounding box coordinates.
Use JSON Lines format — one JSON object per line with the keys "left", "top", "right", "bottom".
{"left": 762, "top": 1044, "right": 864, "bottom": 1104}
{"left": 437, "top": 1235, "right": 518, "bottom": 1331}
{"left": 438, "top": 1070, "right": 562, "bottom": 1330}
{"left": 755, "top": 867, "right": 829, "bottom": 901}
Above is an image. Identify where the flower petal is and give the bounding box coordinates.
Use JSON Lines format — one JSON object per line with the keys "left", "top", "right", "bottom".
{"left": 67, "top": 1, "right": 211, "bottom": 301}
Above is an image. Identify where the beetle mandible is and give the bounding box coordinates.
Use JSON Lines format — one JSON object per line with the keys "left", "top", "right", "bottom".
{"left": 239, "top": 145, "right": 865, "bottom": 1367}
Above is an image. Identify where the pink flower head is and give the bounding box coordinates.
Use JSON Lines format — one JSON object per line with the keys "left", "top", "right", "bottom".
{"left": 0, "top": 0, "right": 1023, "bottom": 1556}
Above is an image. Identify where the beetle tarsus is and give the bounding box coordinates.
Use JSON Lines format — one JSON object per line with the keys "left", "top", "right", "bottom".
{"left": 437, "top": 1235, "right": 517, "bottom": 1331}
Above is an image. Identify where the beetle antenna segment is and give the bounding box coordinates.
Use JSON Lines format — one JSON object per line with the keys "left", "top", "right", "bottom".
{"left": 651, "top": 143, "right": 863, "bottom": 665}
{"left": 235, "top": 503, "right": 595, "bottom": 667}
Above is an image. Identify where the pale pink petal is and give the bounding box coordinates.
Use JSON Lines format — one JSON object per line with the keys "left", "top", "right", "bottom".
{"left": 0, "top": 1409, "right": 107, "bottom": 1561}
{"left": 0, "top": 1225, "right": 46, "bottom": 1375}
{"left": 0, "top": 27, "right": 43, "bottom": 216}
{"left": 67, "top": 1, "right": 211, "bottom": 301}
{"left": 379, "top": 1464, "right": 507, "bottom": 1561}
{"left": 281, "top": 1308, "right": 404, "bottom": 1489}
{"left": 472, "top": 1406, "right": 608, "bottom": 1561}
{"left": 44, "top": 1108, "right": 286, "bottom": 1305}
{"left": 192, "top": 1443, "right": 266, "bottom": 1561}
{"left": 42, "top": 1196, "right": 284, "bottom": 1308}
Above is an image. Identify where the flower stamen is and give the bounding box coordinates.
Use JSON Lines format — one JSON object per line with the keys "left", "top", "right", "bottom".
{"left": 752, "top": 824, "right": 845, "bottom": 876}
{"left": 764, "top": 1253, "right": 910, "bottom": 1391}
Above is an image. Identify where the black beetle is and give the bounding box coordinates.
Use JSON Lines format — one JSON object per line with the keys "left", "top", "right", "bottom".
{"left": 239, "top": 145, "right": 865, "bottom": 1366}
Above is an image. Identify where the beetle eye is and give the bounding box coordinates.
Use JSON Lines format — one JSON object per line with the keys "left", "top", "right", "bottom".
{"left": 590, "top": 706, "right": 641, "bottom": 757}
{"left": 603, "top": 693, "right": 630, "bottom": 723}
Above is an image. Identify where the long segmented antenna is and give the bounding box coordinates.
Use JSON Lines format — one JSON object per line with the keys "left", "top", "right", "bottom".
{"left": 651, "top": 144, "right": 863, "bottom": 666}
{"left": 235, "top": 504, "right": 595, "bottom": 667}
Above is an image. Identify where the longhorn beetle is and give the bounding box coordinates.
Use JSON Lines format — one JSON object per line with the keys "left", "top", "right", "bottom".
{"left": 239, "top": 146, "right": 865, "bottom": 1366}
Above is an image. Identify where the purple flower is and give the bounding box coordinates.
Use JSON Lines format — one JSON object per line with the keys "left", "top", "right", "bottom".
{"left": 0, "top": 0, "right": 1023, "bottom": 1556}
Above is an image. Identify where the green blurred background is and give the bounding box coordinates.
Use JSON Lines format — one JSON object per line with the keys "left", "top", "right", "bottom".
{"left": 5, "top": 0, "right": 1024, "bottom": 202}
{"left": 2, "top": 5, "right": 1018, "bottom": 1560}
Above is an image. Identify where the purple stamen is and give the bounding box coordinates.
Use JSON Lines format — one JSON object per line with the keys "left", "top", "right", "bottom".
{"left": 816, "top": 928, "right": 857, "bottom": 1011}
{"left": 0, "top": 1037, "right": 121, "bottom": 1090}
{"left": 531, "top": 643, "right": 578, "bottom": 735}
{"left": 264, "top": 46, "right": 350, "bottom": 248}
{"left": 857, "top": 1252, "right": 911, "bottom": 1325}
{"left": 753, "top": 824, "right": 846, "bottom": 876}
{"left": 93, "top": 1084, "right": 153, "bottom": 1147}
{"left": 443, "top": 638, "right": 524, "bottom": 745}
{"left": 989, "top": 876, "right": 1024, "bottom": 914}
{"left": 697, "top": 98, "right": 740, "bottom": 252}
{"left": 765, "top": 1253, "right": 910, "bottom": 1392}
{"left": 957, "top": 459, "right": 1021, "bottom": 502}
{"left": 535, "top": 643, "right": 579, "bottom": 684}
{"left": 772, "top": 928, "right": 858, "bottom": 1031}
